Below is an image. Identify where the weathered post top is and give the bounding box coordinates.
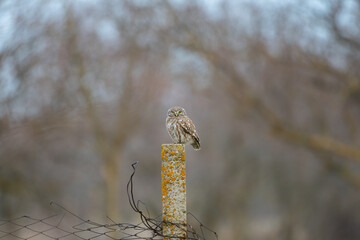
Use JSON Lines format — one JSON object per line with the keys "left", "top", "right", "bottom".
{"left": 161, "top": 144, "right": 187, "bottom": 239}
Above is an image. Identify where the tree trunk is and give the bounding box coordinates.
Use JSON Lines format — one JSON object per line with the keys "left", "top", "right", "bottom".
{"left": 103, "top": 151, "right": 121, "bottom": 221}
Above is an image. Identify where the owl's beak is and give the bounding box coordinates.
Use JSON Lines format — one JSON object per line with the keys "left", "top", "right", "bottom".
{"left": 175, "top": 112, "right": 178, "bottom": 117}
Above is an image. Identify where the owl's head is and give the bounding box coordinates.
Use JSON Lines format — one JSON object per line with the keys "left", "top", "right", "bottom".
{"left": 167, "top": 106, "right": 187, "bottom": 117}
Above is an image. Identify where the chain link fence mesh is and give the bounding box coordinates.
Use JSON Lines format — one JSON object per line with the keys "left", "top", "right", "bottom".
{"left": 0, "top": 162, "right": 218, "bottom": 240}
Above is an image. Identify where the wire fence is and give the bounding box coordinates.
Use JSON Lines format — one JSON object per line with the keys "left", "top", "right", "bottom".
{"left": 0, "top": 162, "right": 218, "bottom": 240}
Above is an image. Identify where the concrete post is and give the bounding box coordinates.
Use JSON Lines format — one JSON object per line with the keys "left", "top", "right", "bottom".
{"left": 161, "top": 144, "right": 187, "bottom": 239}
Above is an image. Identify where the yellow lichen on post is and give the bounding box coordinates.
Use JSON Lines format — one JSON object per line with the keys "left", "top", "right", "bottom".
{"left": 161, "top": 144, "right": 186, "bottom": 239}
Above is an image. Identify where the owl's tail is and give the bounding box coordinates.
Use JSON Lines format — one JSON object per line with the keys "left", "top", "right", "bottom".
{"left": 191, "top": 140, "right": 201, "bottom": 150}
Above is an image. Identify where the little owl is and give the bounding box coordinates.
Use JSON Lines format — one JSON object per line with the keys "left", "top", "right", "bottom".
{"left": 166, "top": 106, "right": 200, "bottom": 150}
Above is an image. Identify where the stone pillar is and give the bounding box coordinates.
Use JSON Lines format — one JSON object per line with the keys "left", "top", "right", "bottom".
{"left": 161, "top": 144, "right": 187, "bottom": 239}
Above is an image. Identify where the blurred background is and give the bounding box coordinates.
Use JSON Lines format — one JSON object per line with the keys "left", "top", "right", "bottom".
{"left": 1, "top": 0, "right": 360, "bottom": 239}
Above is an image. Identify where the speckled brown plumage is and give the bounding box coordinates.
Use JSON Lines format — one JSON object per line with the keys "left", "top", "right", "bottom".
{"left": 166, "top": 106, "right": 200, "bottom": 150}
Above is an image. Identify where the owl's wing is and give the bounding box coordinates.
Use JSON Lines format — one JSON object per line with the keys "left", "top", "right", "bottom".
{"left": 179, "top": 118, "right": 200, "bottom": 144}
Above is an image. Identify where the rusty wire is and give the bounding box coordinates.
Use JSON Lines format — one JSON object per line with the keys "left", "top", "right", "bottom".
{"left": 0, "top": 162, "right": 218, "bottom": 240}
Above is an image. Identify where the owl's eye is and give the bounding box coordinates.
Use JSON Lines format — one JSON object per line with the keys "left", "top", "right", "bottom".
{"left": 179, "top": 111, "right": 183, "bottom": 115}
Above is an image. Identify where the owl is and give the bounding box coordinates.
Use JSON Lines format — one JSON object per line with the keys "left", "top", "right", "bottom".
{"left": 166, "top": 106, "right": 200, "bottom": 150}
